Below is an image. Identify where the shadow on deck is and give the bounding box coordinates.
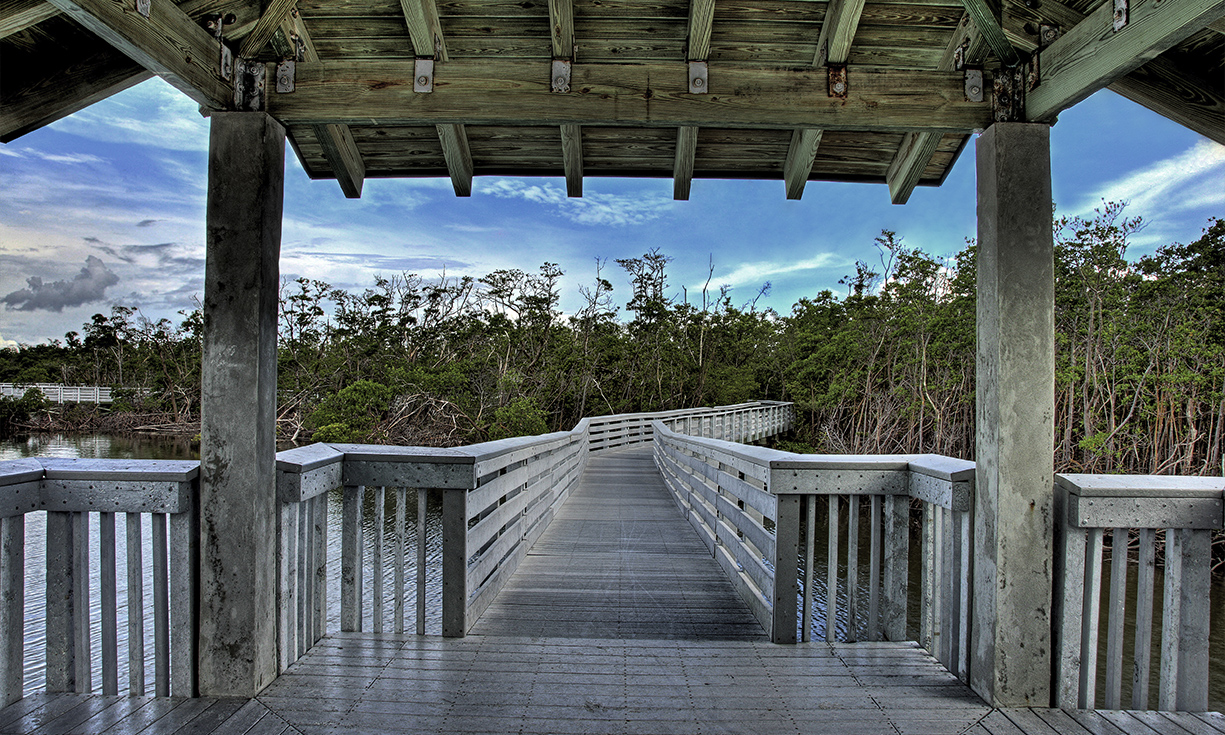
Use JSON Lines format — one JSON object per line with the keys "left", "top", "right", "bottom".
{"left": 2, "top": 447, "right": 1221, "bottom": 734}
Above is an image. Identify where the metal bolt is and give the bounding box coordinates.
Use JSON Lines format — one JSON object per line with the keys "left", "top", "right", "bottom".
{"left": 555, "top": 76, "right": 566, "bottom": 87}
{"left": 692, "top": 77, "right": 704, "bottom": 89}
{"left": 418, "top": 75, "right": 429, "bottom": 86}
{"left": 970, "top": 85, "right": 981, "bottom": 96}
{"left": 833, "top": 82, "right": 846, "bottom": 94}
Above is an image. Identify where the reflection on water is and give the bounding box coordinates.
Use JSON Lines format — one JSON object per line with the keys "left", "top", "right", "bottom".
{"left": 0, "top": 433, "right": 199, "bottom": 462}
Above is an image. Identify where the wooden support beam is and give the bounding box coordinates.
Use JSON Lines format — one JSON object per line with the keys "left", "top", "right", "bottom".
{"left": 0, "top": 0, "right": 57, "bottom": 38}
{"left": 269, "top": 61, "right": 993, "bottom": 134}
{"left": 275, "top": 8, "right": 367, "bottom": 197}
{"left": 1027, "top": 0, "right": 1225, "bottom": 123}
{"left": 548, "top": 0, "right": 574, "bottom": 59}
{"left": 886, "top": 12, "right": 987, "bottom": 204}
{"left": 959, "top": 0, "right": 1022, "bottom": 67}
{"left": 1001, "top": 0, "right": 1225, "bottom": 144}
{"left": 673, "top": 126, "right": 697, "bottom": 200}
{"left": 45, "top": 0, "right": 231, "bottom": 109}
{"left": 1, "top": 47, "right": 150, "bottom": 142}
{"left": 687, "top": 0, "right": 715, "bottom": 61}
{"left": 238, "top": 0, "right": 298, "bottom": 58}
{"left": 783, "top": 128, "right": 822, "bottom": 200}
{"left": 400, "top": 0, "right": 447, "bottom": 60}
{"left": 560, "top": 123, "right": 583, "bottom": 198}
{"left": 437, "top": 122, "right": 473, "bottom": 196}
{"left": 814, "top": 0, "right": 867, "bottom": 65}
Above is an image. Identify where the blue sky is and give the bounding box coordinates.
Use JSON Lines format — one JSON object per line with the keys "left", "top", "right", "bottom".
{"left": 1, "top": 77, "right": 1222, "bottom": 346}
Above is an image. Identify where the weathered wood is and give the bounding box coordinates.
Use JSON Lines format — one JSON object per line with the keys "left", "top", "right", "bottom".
{"left": 1027, "top": 0, "right": 1225, "bottom": 122}
{"left": 169, "top": 500, "right": 197, "bottom": 697}
{"left": 442, "top": 488, "right": 468, "bottom": 637}
{"left": 394, "top": 488, "right": 406, "bottom": 634}
{"left": 687, "top": 0, "right": 715, "bottom": 60}
{"left": 436, "top": 123, "right": 474, "bottom": 196}
{"left": 827, "top": 495, "right": 838, "bottom": 642}
{"left": 560, "top": 123, "right": 583, "bottom": 197}
{"left": 1159, "top": 528, "right": 1211, "bottom": 711}
{"left": 1079, "top": 527, "right": 1103, "bottom": 709}
{"left": 341, "top": 486, "right": 364, "bottom": 632}
{"left": 868, "top": 495, "right": 881, "bottom": 641}
{"left": 1103, "top": 528, "right": 1127, "bottom": 709}
{"left": 958, "top": 0, "right": 1020, "bottom": 66}
{"left": 99, "top": 512, "right": 118, "bottom": 696}
{"left": 239, "top": 0, "right": 298, "bottom": 57}
{"left": 815, "top": 0, "right": 867, "bottom": 64}
{"left": 673, "top": 125, "right": 698, "bottom": 200}
{"left": 783, "top": 128, "right": 822, "bottom": 200}
{"left": 151, "top": 513, "right": 170, "bottom": 697}
{"left": 1051, "top": 485, "right": 1086, "bottom": 708}
{"left": 0, "top": 0, "right": 57, "bottom": 38}
{"left": 44, "top": 0, "right": 231, "bottom": 109}
{"left": 400, "top": 0, "right": 447, "bottom": 58}
{"left": 0, "top": 515, "right": 22, "bottom": 706}
{"left": 125, "top": 513, "right": 145, "bottom": 696}
{"left": 801, "top": 495, "right": 816, "bottom": 642}
{"left": 548, "top": 0, "right": 574, "bottom": 58}
{"left": 1132, "top": 527, "right": 1155, "bottom": 709}
{"left": 269, "top": 60, "right": 993, "bottom": 133}
{"left": 881, "top": 494, "right": 908, "bottom": 640}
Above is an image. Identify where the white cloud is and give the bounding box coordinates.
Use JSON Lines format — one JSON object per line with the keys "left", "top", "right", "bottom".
{"left": 482, "top": 179, "right": 674, "bottom": 226}
{"left": 0, "top": 334, "right": 17, "bottom": 350}
{"left": 48, "top": 78, "right": 210, "bottom": 152}
{"left": 700, "top": 252, "right": 847, "bottom": 290}
{"left": 1074, "top": 140, "right": 1225, "bottom": 219}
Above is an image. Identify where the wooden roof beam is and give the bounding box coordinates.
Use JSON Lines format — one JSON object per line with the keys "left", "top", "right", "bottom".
{"left": 268, "top": 61, "right": 994, "bottom": 133}
{"left": 886, "top": 13, "right": 988, "bottom": 204}
{"left": 278, "top": 7, "right": 366, "bottom": 198}
{"left": 238, "top": 0, "right": 297, "bottom": 57}
{"left": 437, "top": 123, "right": 473, "bottom": 196}
{"left": 687, "top": 0, "right": 715, "bottom": 61}
{"left": 0, "top": 0, "right": 57, "bottom": 38}
{"left": 783, "top": 129, "right": 823, "bottom": 200}
{"left": 814, "top": 0, "right": 867, "bottom": 66}
{"left": 673, "top": 126, "right": 697, "bottom": 200}
{"left": 1027, "top": 0, "right": 1225, "bottom": 123}
{"left": 1001, "top": 0, "right": 1224, "bottom": 144}
{"left": 44, "top": 0, "right": 231, "bottom": 109}
{"left": 561, "top": 123, "right": 583, "bottom": 198}
{"left": 400, "top": 0, "right": 447, "bottom": 60}
{"left": 548, "top": 0, "right": 574, "bottom": 60}
{"left": 959, "top": 0, "right": 1022, "bottom": 67}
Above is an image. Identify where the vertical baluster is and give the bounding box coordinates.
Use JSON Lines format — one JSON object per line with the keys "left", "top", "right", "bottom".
{"left": 99, "top": 512, "right": 118, "bottom": 695}
{"left": 846, "top": 497, "right": 859, "bottom": 643}
{"left": 1159, "top": 528, "right": 1211, "bottom": 711}
{"left": 1131, "top": 528, "right": 1155, "bottom": 709}
{"left": 341, "top": 485, "right": 364, "bottom": 632}
{"left": 417, "top": 489, "right": 427, "bottom": 636}
{"left": 125, "top": 513, "right": 144, "bottom": 696}
{"left": 395, "top": 488, "right": 406, "bottom": 634}
{"left": 868, "top": 496, "right": 881, "bottom": 642}
{"left": 72, "top": 512, "right": 90, "bottom": 691}
{"left": 919, "top": 503, "right": 935, "bottom": 652}
{"left": 1079, "top": 527, "right": 1103, "bottom": 709}
{"left": 442, "top": 488, "right": 468, "bottom": 638}
{"left": 801, "top": 495, "right": 816, "bottom": 642}
{"left": 939, "top": 507, "right": 954, "bottom": 670}
{"left": 1, "top": 515, "right": 24, "bottom": 707}
{"left": 1103, "top": 528, "right": 1128, "bottom": 708}
{"left": 881, "top": 494, "right": 908, "bottom": 642}
{"left": 46, "top": 511, "right": 75, "bottom": 692}
{"left": 151, "top": 513, "right": 169, "bottom": 697}
{"left": 373, "top": 487, "right": 385, "bottom": 633}
{"left": 956, "top": 508, "right": 972, "bottom": 680}
{"left": 826, "top": 496, "right": 838, "bottom": 642}
{"left": 281, "top": 501, "right": 299, "bottom": 667}
{"left": 315, "top": 493, "right": 327, "bottom": 645}
{"left": 304, "top": 497, "right": 316, "bottom": 650}
{"left": 169, "top": 496, "right": 197, "bottom": 697}
{"left": 296, "top": 498, "right": 308, "bottom": 658}
{"left": 931, "top": 506, "right": 944, "bottom": 659}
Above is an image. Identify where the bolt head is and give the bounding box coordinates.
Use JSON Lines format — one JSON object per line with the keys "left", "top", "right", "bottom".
{"left": 833, "top": 82, "right": 846, "bottom": 94}
{"left": 418, "top": 75, "right": 429, "bottom": 86}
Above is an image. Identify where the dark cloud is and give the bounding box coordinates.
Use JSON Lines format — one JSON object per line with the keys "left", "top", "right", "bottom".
{"left": 2, "top": 256, "right": 120, "bottom": 312}
{"left": 136, "top": 219, "right": 161, "bottom": 227}
{"left": 83, "top": 236, "right": 102, "bottom": 243}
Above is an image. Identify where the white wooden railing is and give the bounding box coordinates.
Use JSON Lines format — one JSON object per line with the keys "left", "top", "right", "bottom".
{"left": 0, "top": 384, "right": 113, "bottom": 404}
{"left": 0, "top": 458, "right": 197, "bottom": 707}
{"left": 1053, "top": 474, "right": 1224, "bottom": 712}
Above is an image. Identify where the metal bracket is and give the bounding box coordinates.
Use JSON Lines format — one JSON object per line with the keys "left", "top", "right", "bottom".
{"left": 816, "top": 41, "right": 828, "bottom": 69}
{"left": 276, "top": 60, "right": 295, "bottom": 93}
{"left": 964, "top": 69, "right": 983, "bottom": 102}
{"left": 688, "top": 61, "right": 708, "bottom": 94}
{"left": 953, "top": 39, "right": 968, "bottom": 71}
{"left": 414, "top": 58, "right": 434, "bottom": 93}
{"left": 993, "top": 66, "right": 1025, "bottom": 122}
{"left": 135, "top": 0, "right": 150, "bottom": 19}
{"left": 220, "top": 44, "right": 233, "bottom": 82}
{"left": 233, "top": 58, "right": 266, "bottom": 111}
{"left": 551, "top": 59, "right": 571, "bottom": 94}
{"left": 1113, "top": 0, "right": 1128, "bottom": 31}
{"left": 1039, "top": 24, "right": 1061, "bottom": 47}
{"left": 828, "top": 65, "right": 847, "bottom": 99}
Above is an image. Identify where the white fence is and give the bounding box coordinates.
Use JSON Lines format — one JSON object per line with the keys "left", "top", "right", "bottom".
{"left": 0, "top": 384, "right": 113, "bottom": 404}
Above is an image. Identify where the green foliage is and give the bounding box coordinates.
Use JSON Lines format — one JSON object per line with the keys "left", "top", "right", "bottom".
{"left": 487, "top": 397, "right": 549, "bottom": 441}
{"left": 308, "top": 380, "right": 396, "bottom": 443}
{"left": 0, "top": 388, "right": 52, "bottom": 437}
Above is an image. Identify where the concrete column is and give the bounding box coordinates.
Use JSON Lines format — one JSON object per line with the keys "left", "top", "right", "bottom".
{"left": 199, "top": 112, "right": 285, "bottom": 697}
{"left": 971, "top": 123, "right": 1054, "bottom": 707}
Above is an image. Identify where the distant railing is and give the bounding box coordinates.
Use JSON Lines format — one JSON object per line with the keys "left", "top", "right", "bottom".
{"left": 0, "top": 458, "right": 198, "bottom": 707}
{"left": 0, "top": 383, "right": 113, "bottom": 404}
{"left": 1053, "top": 474, "right": 1224, "bottom": 712}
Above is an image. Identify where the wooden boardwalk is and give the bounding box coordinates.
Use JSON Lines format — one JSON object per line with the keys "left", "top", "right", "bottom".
{"left": 3, "top": 446, "right": 1221, "bottom": 734}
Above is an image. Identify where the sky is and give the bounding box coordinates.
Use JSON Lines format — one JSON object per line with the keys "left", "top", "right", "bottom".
{"left": 1, "top": 77, "right": 1222, "bottom": 347}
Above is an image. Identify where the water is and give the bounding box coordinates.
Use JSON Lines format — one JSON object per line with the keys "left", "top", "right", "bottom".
{"left": 1, "top": 433, "right": 446, "bottom": 696}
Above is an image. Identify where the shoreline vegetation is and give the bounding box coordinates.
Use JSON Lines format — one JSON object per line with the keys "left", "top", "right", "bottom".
{"left": 2, "top": 206, "right": 1221, "bottom": 476}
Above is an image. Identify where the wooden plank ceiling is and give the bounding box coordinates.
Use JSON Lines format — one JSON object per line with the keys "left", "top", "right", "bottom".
{"left": 2, "top": 0, "right": 1222, "bottom": 202}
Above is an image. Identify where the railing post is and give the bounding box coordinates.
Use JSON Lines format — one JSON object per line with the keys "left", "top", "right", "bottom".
{"left": 44, "top": 511, "right": 76, "bottom": 692}
{"left": 881, "top": 494, "right": 908, "bottom": 641}
{"left": 442, "top": 488, "right": 469, "bottom": 637}
{"left": 1160, "top": 528, "right": 1211, "bottom": 711}
{"left": 1, "top": 515, "right": 23, "bottom": 706}
{"left": 169, "top": 484, "right": 198, "bottom": 697}
{"left": 341, "top": 485, "right": 364, "bottom": 632}
{"left": 771, "top": 494, "right": 800, "bottom": 643}
{"left": 1051, "top": 483, "right": 1085, "bottom": 708}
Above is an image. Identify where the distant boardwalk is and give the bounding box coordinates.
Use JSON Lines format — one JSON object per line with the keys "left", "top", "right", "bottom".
{"left": 0, "top": 383, "right": 112, "bottom": 404}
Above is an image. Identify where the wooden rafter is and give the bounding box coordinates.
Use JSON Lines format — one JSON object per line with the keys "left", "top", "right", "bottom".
{"left": 44, "top": 0, "right": 231, "bottom": 109}
{"left": 886, "top": 13, "right": 987, "bottom": 204}
{"left": 959, "top": 0, "right": 1021, "bottom": 66}
{"left": 687, "top": 0, "right": 715, "bottom": 61}
{"left": 269, "top": 62, "right": 992, "bottom": 133}
{"left": 0, "top": 0, "right": 57, "bottom": 38}
{"left": 673, "top": 126, "right": 697, "bottom": 200}
{"left": 279, "top": 8, "right": 366, "bottom": 198}
{"left": 560, "top": 123, "right": 583, "bottom": 198}
{"left": 815, "top": 0, "right": 867, "bottom": 66}
{"left": 1001, "top": 0, "right": 1225, "bottom": 144}
{"left": 437, "top": 123, "right": 473, "bottom": 197}
{"left": 783, "top": 129, "right": 823, "bottom": 201}
{"left": 548, "top": 0, "right": 574, "bottom": 60}
{"left": 1027, "top": 0, "right": 1225, "bottom": 122}
{"left": 238, "top": 0, "right": 297, "bottom": 58}
{"left": 400, "top": 0, "right": 446, "bottom": 60}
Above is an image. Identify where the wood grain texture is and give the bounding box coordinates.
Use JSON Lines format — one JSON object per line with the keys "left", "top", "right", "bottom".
{"left": 0, "top": 0, "right": 56, "bottom": 38}
{"left": 560, "top": 123, "right": 583, "bottom": 196}
{"left": 958, "top": 0, "right": 1020, "bottom": 65}
{"left": 673, "top": 125, "right": 697, "bottom": 199}
{"left": 400, "top": 0, "right": 447, "bottom": 58}
{"left": 816, "top": 0, "right": 868, "bottom": 64}
{"left": 548, "top": 0, "right": 573, "bottom": 58}
{"left": 687, "top": 0, "right": 715, "bottom": 60}
{"left": 436, "top": 122, "right": 474, "bottom": 195}
{"left": 783, "top": 127, "right": 823, "bottom": 199}
{"left": 238, "top": 0, "right": 298, "bottom": 57}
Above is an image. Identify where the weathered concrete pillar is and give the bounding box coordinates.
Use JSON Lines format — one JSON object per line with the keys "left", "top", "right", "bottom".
{"left": 971, "top": 122, "right": 1054, "bottom": 707}
{"left": 199, "top": 112, "right": 285, "bottom": 697}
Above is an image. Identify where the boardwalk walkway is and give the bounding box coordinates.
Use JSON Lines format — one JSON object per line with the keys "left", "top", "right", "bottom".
{"left": 3, "top": 447, "right": 1221, "bottom": 734}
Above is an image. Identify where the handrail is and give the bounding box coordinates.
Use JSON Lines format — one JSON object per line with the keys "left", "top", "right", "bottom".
{"left": 0, "top": 383, "right": 114, "bottom": 404}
